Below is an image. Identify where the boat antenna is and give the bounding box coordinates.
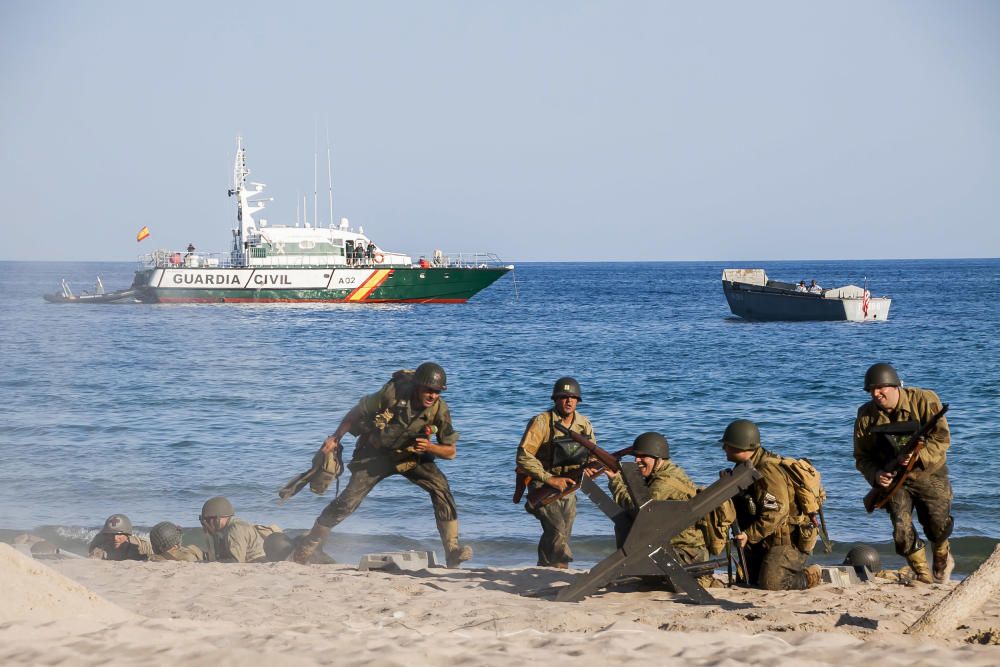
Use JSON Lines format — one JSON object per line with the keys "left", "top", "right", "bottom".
{"left": 296, "top": 192, "right": 301, "bottom": 226}
{"left": 326, "top": 119, "right": 334, "bottom": 227}
{"left": 313, "top": 118, "right": 319, "bottom": 229}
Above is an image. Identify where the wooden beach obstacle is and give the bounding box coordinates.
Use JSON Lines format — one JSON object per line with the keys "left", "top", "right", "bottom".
{"left": 555, "top": 460, "right": 761, "bottom": 604}
{"left": 905, "top": 544, "right": 1000, "bottom": 636}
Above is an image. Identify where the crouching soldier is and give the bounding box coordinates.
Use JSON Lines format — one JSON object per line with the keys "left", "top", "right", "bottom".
{"left": 720, "top": 420, "right": 822, "bottom": 590}
{"left": 149, "top": 522, "right": 205, "bottom": 562}
{"left": 88, "top": 514, "right": 153, "bottom": 561}
{"left": 294, "top": 362, "right": 472, "bottom": 568}
{"left": 200, "top": 496, "right": 267, "bottom": 563}
{"left": 605, "top": 432, "right": 718, "bottom": 588}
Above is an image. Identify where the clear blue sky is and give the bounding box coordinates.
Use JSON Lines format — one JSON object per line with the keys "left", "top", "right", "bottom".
{"left": 2, "top": 1, "right": 997, "bottom": 262}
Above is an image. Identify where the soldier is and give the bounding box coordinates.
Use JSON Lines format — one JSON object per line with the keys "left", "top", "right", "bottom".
{"left": 199, "top": 496, "right": 268, "bottom": 563}
{"left": 293, "top": 362, "right": 473, "bottom": 568}
{"left": 517, "top": 377, "right": 596, "bottom": 569}
{"left": 87, "top": 514, "right": 153, "bottom": 561}
{"left": 853, "top": 362, "right": 954, "bottom": 584}
{"left": 721, "top": 420, "right": 822, "bottom": 590}
{"left": 148, "top": 522, "right": 205, "bottom": 562}
{"left": 605, "top": 432, "right": 717, "bottom": 587}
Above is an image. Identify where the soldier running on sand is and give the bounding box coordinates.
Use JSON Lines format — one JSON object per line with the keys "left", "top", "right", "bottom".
{"left": 293, "top": 362, "right": 473, "bottom": 568}
{"left": 516, "top": 377, "right": 596, "bottom": 569}
{"left": 853, "top": 362, "right": 955, "bottom": 583}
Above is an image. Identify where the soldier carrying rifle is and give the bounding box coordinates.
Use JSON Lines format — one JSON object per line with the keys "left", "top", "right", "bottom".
{"left": 516, "top": 377, "right": 597, "bottom": 569}
{"left": 854, "top": 362, "right": 955, "bottom": 584}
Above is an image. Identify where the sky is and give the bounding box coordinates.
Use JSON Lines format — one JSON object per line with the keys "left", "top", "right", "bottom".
{"left": 1, "top": 1, "right": 998, "bottom": 262}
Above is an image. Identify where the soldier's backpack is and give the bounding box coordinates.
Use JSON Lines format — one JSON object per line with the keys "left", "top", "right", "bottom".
{"left": 777, "top": 456, "right": 828, "bottom": 554}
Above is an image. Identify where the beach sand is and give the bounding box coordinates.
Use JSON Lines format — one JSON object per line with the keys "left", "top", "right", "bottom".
{"left": 2, "top": 543, "right": 998, "bottom": 666}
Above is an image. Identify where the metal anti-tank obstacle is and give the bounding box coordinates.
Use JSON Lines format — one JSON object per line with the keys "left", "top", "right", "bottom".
{"left": 554, "top": 460, "right": 761, "bottom": 604}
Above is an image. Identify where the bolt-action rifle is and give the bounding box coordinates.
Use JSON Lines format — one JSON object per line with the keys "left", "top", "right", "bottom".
{"left": 513, "top": 423, "right": 631, "bottom": 510}
{"left": 862, "top": 404, "right": 949, "bottom": 513}
{"left": 728, "top": 516, "right": 749, "bottom": 585}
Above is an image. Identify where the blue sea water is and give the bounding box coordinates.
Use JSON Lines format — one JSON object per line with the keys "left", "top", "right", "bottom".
{"left": 1, "top": 259, "right": 998, "bottom": 574}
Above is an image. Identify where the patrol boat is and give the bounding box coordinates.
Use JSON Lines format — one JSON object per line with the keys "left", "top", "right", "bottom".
{"left": 721, "top": 268, "right": 891, "bottom": 322}
{"left": 127, "top": 138, "right": 513, "bottom": 303}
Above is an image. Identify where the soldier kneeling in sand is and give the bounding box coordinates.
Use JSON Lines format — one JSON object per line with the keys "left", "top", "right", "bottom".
{"left": 88, "top": 514, "right": 153, "bottom": 561}
{"left": 149, "top": 522, "right": 205, "bottom": 562}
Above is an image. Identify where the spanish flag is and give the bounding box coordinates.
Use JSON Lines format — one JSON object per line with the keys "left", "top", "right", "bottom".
{"left": 136, "top": 226, "right": 151, "bottom": 242}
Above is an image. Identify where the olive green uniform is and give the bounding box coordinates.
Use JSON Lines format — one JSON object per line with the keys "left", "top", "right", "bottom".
{"left": 87, "top": 534, "right": 153, "bottom": 561}
{"left": 733, "top": 447, "right": 811, "bottom": 590}
{"left": 205, "top": 518, "right": 267, "bottom": 563}
{"left": 150, "top": 544, "right": 205, "bottom": 562}
{"left": 315, "top": 377, "right": 461, "bottom": 530}
{"left": 516, "top": 410, "right": 595, "bottom": 567}
{"left": 854, "top": 386, "right": 953, "bottom": 558}
{"left": 608, "top": 459, "right": 710, "bottom": 568}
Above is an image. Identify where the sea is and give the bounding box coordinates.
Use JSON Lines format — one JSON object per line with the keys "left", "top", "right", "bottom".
{"left": 1, "top": 258, "right": 998, "bottom": 577}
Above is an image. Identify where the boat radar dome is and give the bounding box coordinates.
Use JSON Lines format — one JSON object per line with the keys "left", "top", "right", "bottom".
{"left": 339, "top": 217, "right": 349, "bottom": 230}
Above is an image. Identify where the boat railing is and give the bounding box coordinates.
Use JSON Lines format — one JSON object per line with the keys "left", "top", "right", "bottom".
{"left": 420, "top": 252, "right": 510, "bottom": 269}
{"left": 140, "top": 250, "right": 240, "bottom": 269}
{"left": 140, "top": 249, "right": 511, "bottom": 270}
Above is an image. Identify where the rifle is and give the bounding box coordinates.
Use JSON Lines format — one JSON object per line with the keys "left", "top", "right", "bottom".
{"left": 516, "top": 422, "right": 630, "bottom": 510}
{"left": 521, "top": 446, "right": 634, "bottom": 510}
{"left": 729, "top": 516, "right": 749, "bottom": 585}
{"left": 863, "top": 404, "right": 949, "bottom": 513}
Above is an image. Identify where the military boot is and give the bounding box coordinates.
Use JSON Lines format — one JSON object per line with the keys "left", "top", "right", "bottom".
{"left": 804, "top": 564, "right": 823, "bottom": 589}
{"left": 932, "top": 540, "right": 955, "bottom": 583}
{"left": 906, "top": 547, "right": 934, "bottom": 584}
{"left": 292, "top": 522, "right": 331, "bottom": 565}
{"left": 436, "top": 519, "right": 473, "bottom": 568}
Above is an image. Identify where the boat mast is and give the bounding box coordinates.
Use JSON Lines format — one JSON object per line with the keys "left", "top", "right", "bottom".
{"left": 229, "top": 136, "right": 269, "bottom": 265}
{"left": 326, "top": 121, "right": 334, "bottom": 227}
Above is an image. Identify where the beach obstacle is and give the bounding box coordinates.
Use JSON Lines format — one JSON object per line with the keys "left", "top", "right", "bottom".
{"left": 905, "top": 543, "right": 1000, "bottom": 636}
{"left": 555, "top": 460, "right": 760, "bottom": 604}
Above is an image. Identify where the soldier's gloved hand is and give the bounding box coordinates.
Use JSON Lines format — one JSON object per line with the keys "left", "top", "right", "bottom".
{"left": 321, "top": 435, "right": 341, "bottom": 454}
{"left": 545, "top": 476, "right": 575, "bottom": 492}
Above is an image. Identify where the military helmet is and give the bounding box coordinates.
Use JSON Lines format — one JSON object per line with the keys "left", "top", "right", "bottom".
{"left": 263, "top": 532, "right": 296, "bottom": 562}
{"left": 100, "top": 513, "right": 133, "bottom": 535}
{"left": 719, "top": 419, "right": 761, "bottom": 451}
{"left": 632, "top": 432, "right": 670, "bottom": 459}
{"left": 551, "top": 376, "right": 582, "bottom": 401}
{"left": 843, "top": 544, "right": 881, "bottom": 572}
{"left": 414, "top": 362, "right": 447, "bottom": 391}
{"left": 200, "top": 496, "right": 235, "bottom": 519}
{"left": 150, "top": 522, "right": 183, "bottom": 554}
{"left": 864, "top": 362, "right": 901, "bottom": 392}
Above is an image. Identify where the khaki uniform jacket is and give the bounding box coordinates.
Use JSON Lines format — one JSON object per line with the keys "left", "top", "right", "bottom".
{"left": 205, "top": 518, "right": 266, "bottom": 563}
{"left": 608, "top": 459, "right": 707, "bottom": 551}
{"left": 353, "top": 379, "right": 459, "bottom": 456}
{"left": 87, "top": 534, "right": 153, "bottom": 561}
{"left": 740, "top": 448, "right": 795, "bottom": 547}
{"left": 150, "top": 544, "right": 205, "bottom": 562}
{"left": 516, "top": 410, "right": 596, "bottom": 483}
{"left": 854, "top": 387, "right": 950, "bottom": 486}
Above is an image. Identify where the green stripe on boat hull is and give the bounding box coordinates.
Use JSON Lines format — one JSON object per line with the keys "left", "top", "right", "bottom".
{"left": 134, "top": 266, "right": 511, "bottom": 304}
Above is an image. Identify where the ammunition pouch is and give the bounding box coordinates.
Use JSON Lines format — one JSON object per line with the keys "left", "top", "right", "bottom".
{"left": 550, "top": 436, "right": 589, "bottom": 468}
{"left": 790, "top": 515, "right": 818, "bottom": 554}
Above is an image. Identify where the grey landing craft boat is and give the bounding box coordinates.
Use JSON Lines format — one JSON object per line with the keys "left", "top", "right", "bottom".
{"left": 721, "top": 268, "right": 891, "bottom": 322}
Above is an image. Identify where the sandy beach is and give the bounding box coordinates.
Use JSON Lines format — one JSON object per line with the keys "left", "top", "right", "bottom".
{"left": 2, "top": 544, "right": 998, "bottom": 666}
